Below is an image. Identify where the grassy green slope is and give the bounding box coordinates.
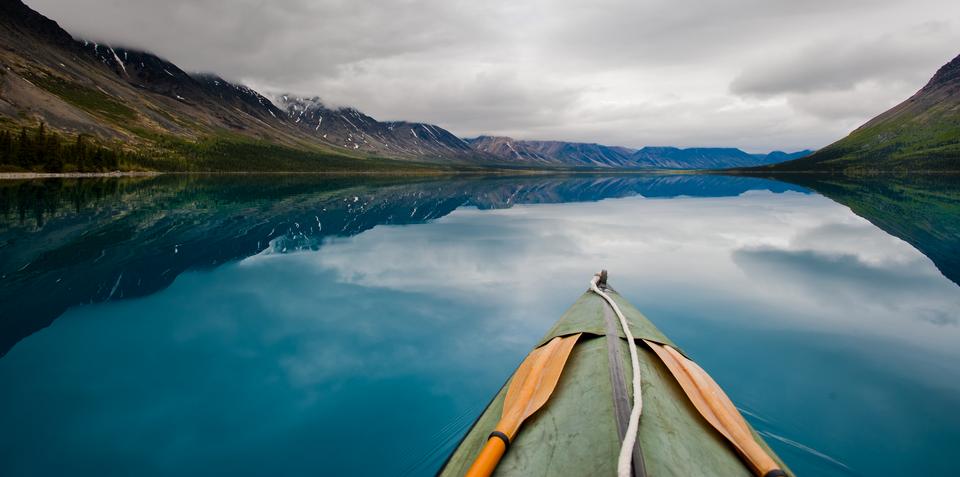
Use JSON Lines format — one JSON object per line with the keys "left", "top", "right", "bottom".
{"left": 765, "top": 54, "right": 960, "bottom": 172}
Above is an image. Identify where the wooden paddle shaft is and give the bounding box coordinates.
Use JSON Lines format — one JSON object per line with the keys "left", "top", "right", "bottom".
{"left": 464, "top": 437, "right": 506, "bottom": 477}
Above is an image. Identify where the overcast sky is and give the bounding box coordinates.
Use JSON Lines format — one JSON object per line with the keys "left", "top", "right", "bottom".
{"left": 27, "top": 0, "right": 960, "bottom": 152}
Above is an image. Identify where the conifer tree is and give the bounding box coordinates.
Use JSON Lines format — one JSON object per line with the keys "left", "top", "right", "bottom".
{"left": 0, "top": 131, "right": 11, "bottom": 164}
{"left": 17, "top": 127, "right": 30, "bottom": 168}
{"left": 75, "top": 135, "right": 87, "bottom": 172}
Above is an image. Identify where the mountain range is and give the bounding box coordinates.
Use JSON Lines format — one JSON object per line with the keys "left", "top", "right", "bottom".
{"left": 0, "top": 0, "right": 814, "bottom": 172}
{"left": 276, "top": 95, "right": 484, "bottom": 161}
{"left": 0, "top": 0, "right": 485, "bottom": 172}
{"left": 467, "top": 136, "right": 811, "bottom": 169}
{"left": 632, "top": 146, "right": 813, "bottom": 169}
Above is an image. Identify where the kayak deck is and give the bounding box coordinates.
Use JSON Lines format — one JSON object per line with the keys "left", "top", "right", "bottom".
{"left": 439, "top": 288, "right": 792, "bottom": 477}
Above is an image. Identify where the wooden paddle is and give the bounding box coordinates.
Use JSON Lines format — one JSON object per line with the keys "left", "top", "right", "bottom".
{"left": 644, "top": 340, "right": 786, "bottom": 477}
{"left": 464, "top": 333, "right": 582, "bottom": 477}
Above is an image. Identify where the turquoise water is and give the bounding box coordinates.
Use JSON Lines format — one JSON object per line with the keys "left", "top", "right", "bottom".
{"left": 1, "top": 174, "right": 958, "bottom": 476}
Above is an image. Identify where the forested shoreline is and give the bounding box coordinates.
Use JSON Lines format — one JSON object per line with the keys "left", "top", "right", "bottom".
{"left": 0, "top": 123, "right": 135, "bottom": 173}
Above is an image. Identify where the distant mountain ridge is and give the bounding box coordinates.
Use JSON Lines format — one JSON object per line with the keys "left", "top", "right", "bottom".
{"left": 466, "top": 136, "right": 637, "bottom": 167}
{"left": 764, "top": 52, "right": 960, "bottom": 171}
{"left": 469, "top": 136, "right": 810, "bottom": 169}
{"left": 631, "top": 146, "right": 745, "bottom": 169}
{"left": 630, "top": 146, "right": 805, "bottom": 169}
{"left": 753, "top": 150, "right": 815, "bottom": 164}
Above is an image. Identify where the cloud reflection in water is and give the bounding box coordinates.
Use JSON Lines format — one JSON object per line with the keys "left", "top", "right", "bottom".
{"left": 2, "top": 185, "right": 958, "bottom": 476}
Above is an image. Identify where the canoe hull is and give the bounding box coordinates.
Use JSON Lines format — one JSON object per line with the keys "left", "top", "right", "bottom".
{"left": 439, "top": 289, "right": 792, "bottom": 477}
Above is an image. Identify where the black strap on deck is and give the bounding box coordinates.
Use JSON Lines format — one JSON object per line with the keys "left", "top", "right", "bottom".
{"left": 601, "top": 299, "right": 647, "bottom": 477}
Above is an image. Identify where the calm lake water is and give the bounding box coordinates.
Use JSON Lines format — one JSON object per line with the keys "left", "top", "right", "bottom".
{"left": 1, "top": 174, "right": 958, "bottom": 476}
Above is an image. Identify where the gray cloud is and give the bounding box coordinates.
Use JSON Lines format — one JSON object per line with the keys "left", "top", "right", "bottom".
{"left": 26, "top": 0, "right": 960, "bottom": 151}
{"left": 730, "top": 23, "right": 959, "bottom": 96}
{"left": 732, "top": 246, "right": 956, "bottom": 315}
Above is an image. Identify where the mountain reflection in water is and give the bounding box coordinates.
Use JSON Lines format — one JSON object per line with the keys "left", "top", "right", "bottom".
{"left": 0, "top": 174, "right": 804, "bottom": 356}
{"left": 0, "top": 173, "right": 958, "bottom": 477}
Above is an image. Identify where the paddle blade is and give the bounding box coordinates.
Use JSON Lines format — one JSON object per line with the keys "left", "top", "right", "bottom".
{"left": 500, "top": 333, "right": 582, "bottom": 437}
{"left": 464, "top": 333, "right": 582, "bottom": 477}
{"left": 645, "top": 339, "right": 782, "bottom": 477}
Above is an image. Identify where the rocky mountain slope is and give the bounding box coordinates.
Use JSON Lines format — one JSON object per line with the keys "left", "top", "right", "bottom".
{"left": 765, "top": 53, "right": 960, "bottom": 171}
{"left": 0, "top": 0, "right": 298, "bottom": 144}
{"left": 0, "top": 0, "right": 487, "bottom": 170}
{"left": 277, "top": 96, "right": 485, "bottom": 162}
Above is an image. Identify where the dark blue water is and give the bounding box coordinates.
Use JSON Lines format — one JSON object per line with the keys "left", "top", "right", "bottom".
{"left": 1, "top": 174, "right": 958, "bottom": 476}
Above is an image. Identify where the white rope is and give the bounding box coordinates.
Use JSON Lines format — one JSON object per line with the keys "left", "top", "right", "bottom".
{"left": 590, "top": 273, "right": 643, "bottom": 477}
